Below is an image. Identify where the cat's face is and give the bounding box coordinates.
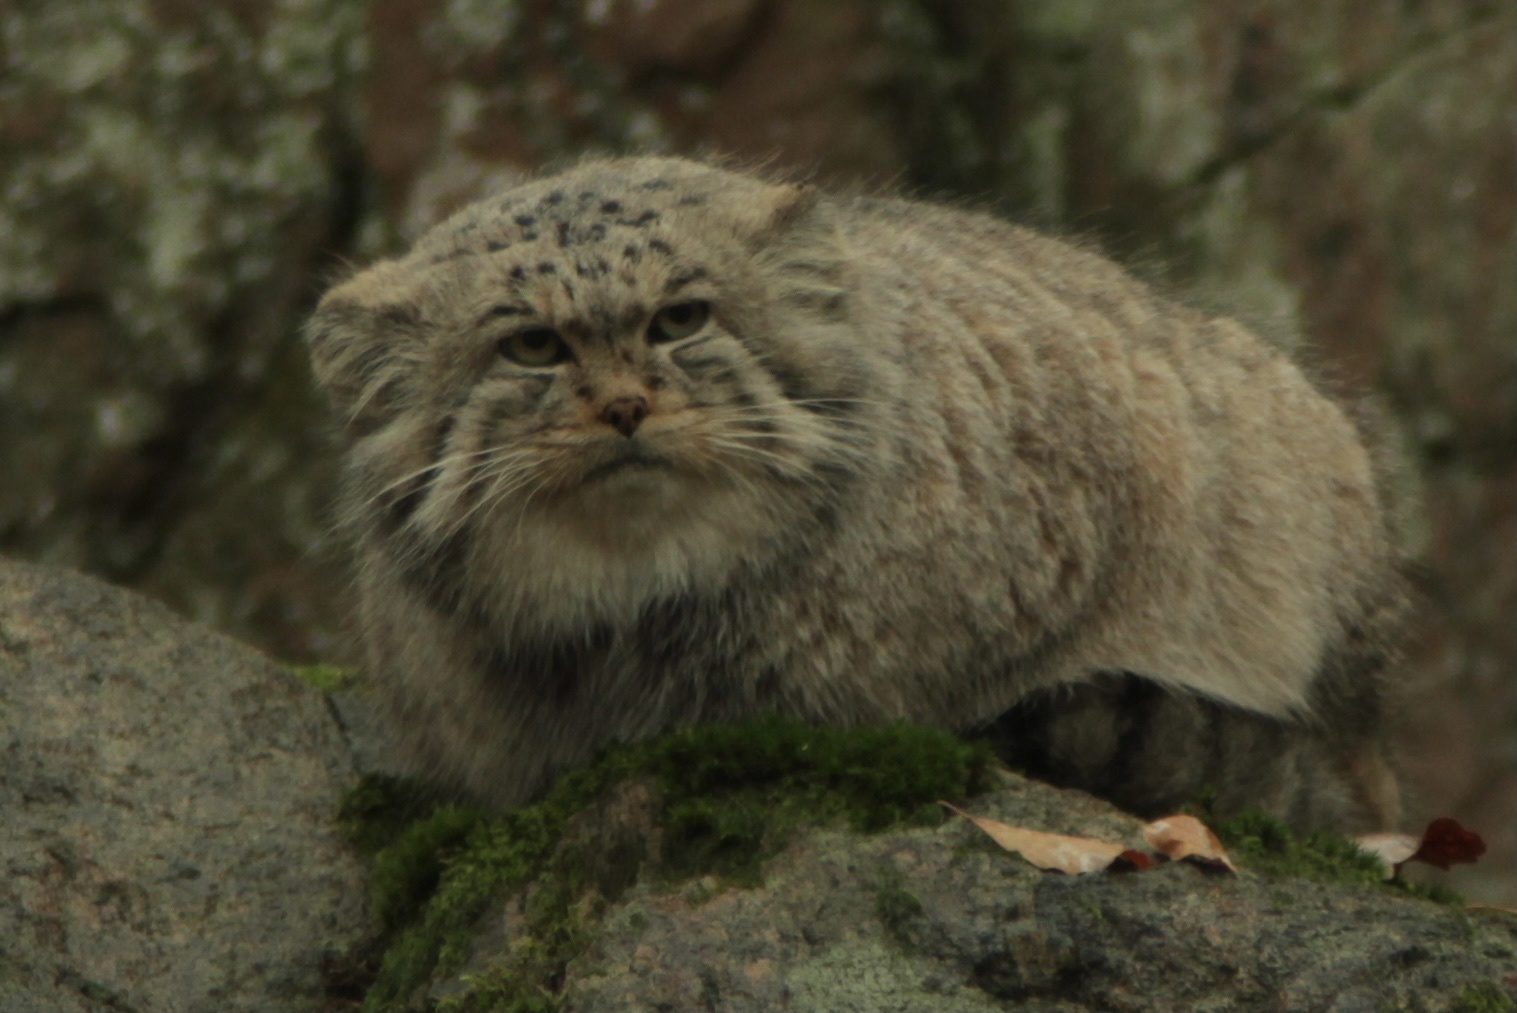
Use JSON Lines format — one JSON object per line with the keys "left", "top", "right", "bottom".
{"left": 306, "top": 159, "right": 886, "bottom": 617}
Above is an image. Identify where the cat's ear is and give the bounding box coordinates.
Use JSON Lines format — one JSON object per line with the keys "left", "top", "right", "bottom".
{"left": 765, "top": 182, "right": 823, "bottom": 230}
{"left": 729, "top": 181, "right": 827, "bottom": 241}
{"left": 303, "top": 261, "right": 425, "bottom": 437}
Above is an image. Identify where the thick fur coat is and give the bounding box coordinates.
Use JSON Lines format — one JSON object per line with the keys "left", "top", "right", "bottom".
{"left": 306, "top": 157, "right": 1409, "bottom": 830}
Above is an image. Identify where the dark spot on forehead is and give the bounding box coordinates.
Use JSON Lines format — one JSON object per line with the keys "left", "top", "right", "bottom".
{"left": 557, "top": 221, "right": 571, "bottom": 246}
{"left": 625, "top": 210, "right": 659, "bottom": 227}
{"left": 677, "top": 195, "right": 708, "bottom": 207}
{"left": 638, "top": 178, "right": 673, "bottom": 191}
{"left": 542, "top": 190, "right": 565, "bottom": 206}
{"left": 509, "top": 265, "right": 527, "bottom": 281}
{"left": 521, "top": 230, "right": 539, "bottom": 241}
{"left": 487, "top": 238, "right": 510, "bottom": 252}
{"left": 588, "top": 223, "right": 607, "bottom": 240}
{"left": 648, "top": 239, "right": 674, "bottom": 256}
{"left": 514, "top": 214, "right": 536, "bottom": 227}
{"left": 537, "top": 262, "right": 557, "bottom": 275}
{"left": 622, "top": 243, "right": 640, "bottom": 260}
{"left": 579, "top": 306, "right": 614, "bottom": 335}
{"left": 600, "top": 199, "right": 622, "bottom": 214}
{"left": 484, "top": 303, "right": 533, "bottom": 319}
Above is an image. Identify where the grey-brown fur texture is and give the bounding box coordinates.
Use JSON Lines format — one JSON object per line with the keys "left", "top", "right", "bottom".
{"left": 305, "top": 157, "right": 1410, "bottom": 831}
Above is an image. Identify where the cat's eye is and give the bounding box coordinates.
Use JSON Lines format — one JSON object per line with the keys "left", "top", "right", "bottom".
{"left": 498, "top": 327, "right": 570, "bottom": 367}
{"left": 648, "top": 301, "right": 710, "bottom": 343}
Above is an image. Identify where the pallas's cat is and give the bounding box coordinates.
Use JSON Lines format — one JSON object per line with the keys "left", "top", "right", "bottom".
{"left": 305, "top": 157, "right": 1410, "bottom": 831}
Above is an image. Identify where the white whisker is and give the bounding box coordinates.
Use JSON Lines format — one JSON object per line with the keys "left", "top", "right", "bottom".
{"left": 363, "top": 443, "right": 532, "bottom": 510}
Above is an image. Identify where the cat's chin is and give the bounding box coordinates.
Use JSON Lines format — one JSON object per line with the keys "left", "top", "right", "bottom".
{"left": 556, "top": 470, "right": 779, "bottom": 553}
{"left": 574, "top": 451, "right": 679, "bottom": 491}
{"left": 555, "top": 456, "right": 693, "bottom": 515}
{"left": 461, "top": 474, "right": 785, "bottom": 633}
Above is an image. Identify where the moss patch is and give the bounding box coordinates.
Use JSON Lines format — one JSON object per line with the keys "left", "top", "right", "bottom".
{"left": 1455, "top": 981, "right": 1517, "bottom": 1013}
{"left": 1213, "top": 811, "right": 1463, "bottom": 903}
{"left": 345, "top": 718, "right": 994, "bottom": 1012}
{"left": 1214, "top": 811, "right": 1386, "bottom": 887}
{"left": 651, "top": 720, "right": 989, "bottom": 883}
{"left": 339, "top": 774, "right": 459, "bottom": 859}
{"left": 288, "top": 662, "right": 355, "bottom": 692}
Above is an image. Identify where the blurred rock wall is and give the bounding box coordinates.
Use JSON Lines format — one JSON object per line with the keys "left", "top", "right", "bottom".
{"left": 2, "top": 0, "right": 1511, "bottom": 902}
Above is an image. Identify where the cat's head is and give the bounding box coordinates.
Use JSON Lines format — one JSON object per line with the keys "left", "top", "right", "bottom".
{"left": 305, "top": 157, "right": 889, "bottom": 624}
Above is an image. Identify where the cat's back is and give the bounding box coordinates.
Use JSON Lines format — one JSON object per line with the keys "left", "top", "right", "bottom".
{"left": 821, "top": 189, "right": 1392, "bottom": 719}
{"left": 833, "top": 194, "right": 1164, "bottom": 326}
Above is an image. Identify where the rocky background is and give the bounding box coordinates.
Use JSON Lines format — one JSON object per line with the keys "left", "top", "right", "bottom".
{"left": 1, "top": 0, "right": 1512, "bottom": 904}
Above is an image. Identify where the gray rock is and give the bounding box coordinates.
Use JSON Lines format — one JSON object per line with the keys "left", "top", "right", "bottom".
{"left": 382, "top": 769, "right": 1515, "bottom": 1011}
{"left": 563, "top": 787, "right": 1517, "bottom": 1012}
{"left": 0, "top": 559, "right": 368, "bottom": 1012}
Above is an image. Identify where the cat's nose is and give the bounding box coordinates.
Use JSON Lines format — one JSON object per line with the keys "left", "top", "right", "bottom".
{"left": 599, "top": 395, "right": 648, "bottom": 437}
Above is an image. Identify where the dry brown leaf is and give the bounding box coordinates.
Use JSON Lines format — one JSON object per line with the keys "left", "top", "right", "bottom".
{"left": 1142, "top": 815, "right": 1237, "bottom": 873}
{"left": 940, "top": 802, "right": 1128, "bottom": 874}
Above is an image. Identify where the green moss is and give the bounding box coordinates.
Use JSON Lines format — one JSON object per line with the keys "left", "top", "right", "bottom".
{"left": 1074, "top": 894, "right": 1106, "bottom": 924}
{"left": 438, "top": 947, "right": 559, "bottom": 1013}
{"left": 1393, "top": 879, "right": 1466, "bottom": 905}
{"left": 1455, "top": 981, "right": 1517, "bottom": 1013}
{"left": 1214, "top": 811, "right": 1386, "bottom": 887}
{"left": 1213, "top": 811, "right": 1463, "bottom": 903}
{"left": 344, "top": 719, "right": 993, "bottom": 1012}
{"left": 288, "top": 662, "right": 355, "bottom": 692}
{"left": 649, "top": 720, "right": 987, "bottom": 884}
{"left": 370, "top": 804, "right": 488, "bottom": 933}
{"left": 339, "top": 774, "right": 455, "bottom": 858}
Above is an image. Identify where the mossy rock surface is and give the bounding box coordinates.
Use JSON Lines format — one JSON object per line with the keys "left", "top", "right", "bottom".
{"left": 342, "top": 718, "right": 993, "bottom": 1011}
{"left": 336, "top": 720, "right": 1516, "bottom": 1012}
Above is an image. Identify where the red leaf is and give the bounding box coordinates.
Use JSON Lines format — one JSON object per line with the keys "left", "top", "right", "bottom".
{"left": 1412, "top": 818, "right": 1486, "bottom": 870}
{"left": 1110, "top": 849, "right": 1158, "bottom": 873}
